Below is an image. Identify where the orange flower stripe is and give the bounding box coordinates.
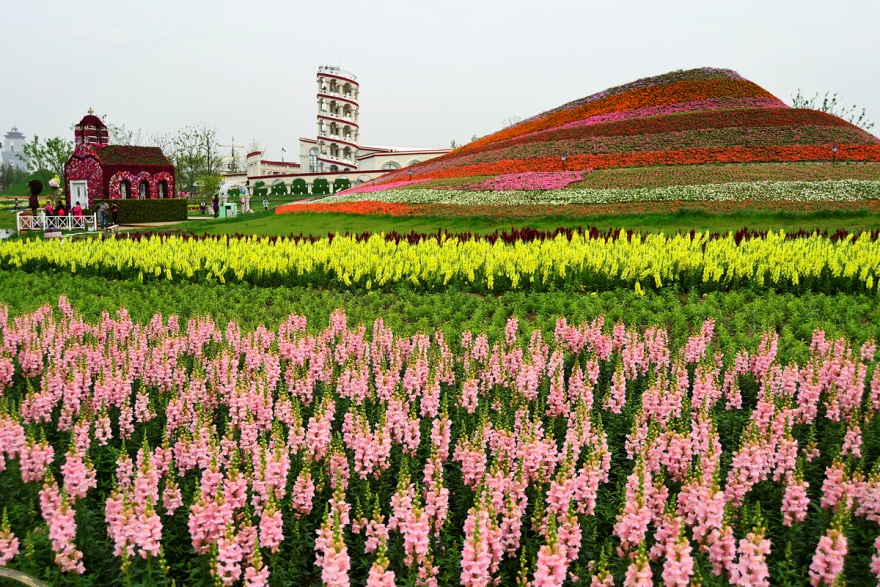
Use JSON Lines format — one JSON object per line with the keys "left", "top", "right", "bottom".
{"left": 414, "top": 145, "right": 880, "bottom": 181}
{"left": 458, "top": 79, "right": 779, "bottom": 155}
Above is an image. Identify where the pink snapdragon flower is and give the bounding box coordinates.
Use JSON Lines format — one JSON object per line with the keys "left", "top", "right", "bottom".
{"left": 0, "top": 510, "right": 19, "bottom": 567}
{"left": 808, "top": 525, "right": 847, "bottom": 587}
{"left": 729, "top": 529, "right": 771, "bottom": 587}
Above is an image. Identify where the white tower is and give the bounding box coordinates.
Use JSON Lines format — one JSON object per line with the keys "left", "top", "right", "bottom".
{"left": 1, "top": 126, "right": 28, "bottom": 170}
{"left": 315, "top": 66, "right": 359, "bottom": 172}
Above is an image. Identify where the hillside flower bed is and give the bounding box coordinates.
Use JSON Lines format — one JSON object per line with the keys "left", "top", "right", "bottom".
{"left": 3, "top": 228, "right": 880, "bottom": 292}
{"left": 2, "top": 303, "right": 880, "bottom": 585}
{"left": 318, "top": 179, "right": 880, "bottom": 207}
{"left": 367, "top": 68, "right": 880, "bottom": 191}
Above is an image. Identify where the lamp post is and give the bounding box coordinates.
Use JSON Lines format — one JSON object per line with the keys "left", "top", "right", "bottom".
{"left": 561, "top": 155, "right": 567, "bottom": 171}
{"left": 408, "top": 169, "right": 413, "bottom": 181}
{"left": 832, "top": 145, "right": 838, "bottom": 165}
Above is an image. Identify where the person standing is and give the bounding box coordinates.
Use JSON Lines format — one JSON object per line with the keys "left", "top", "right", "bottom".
{"left": 263, "top": 197, "right": 269, "bottom": 211}
{"left": 28, "top": 180, "right": 42, "bottom": 216}
{"left": 72, "top": 202, "right": 83, "bottom": 218}
{"left": 99, "top": 202, "right": 110, "bottom": 229}
{"left": 212, "top": 194, "right": 219, "bottom": 218}
{"left": 110, "top": 202, "right": 119, "bottom": 225}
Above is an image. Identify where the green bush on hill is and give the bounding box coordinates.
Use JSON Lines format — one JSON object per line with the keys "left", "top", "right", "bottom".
{"left": 0, "top": 170, "right": 54, "bottom": 196}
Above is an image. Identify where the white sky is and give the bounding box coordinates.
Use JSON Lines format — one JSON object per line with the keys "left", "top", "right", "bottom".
{"left": 4, "top": 0, "right": 879, "bottom": 162}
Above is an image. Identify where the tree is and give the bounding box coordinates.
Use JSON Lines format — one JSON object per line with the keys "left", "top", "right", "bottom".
{"left": 107, "top": 122, "right": 145, "bottom": 146}
{"left": 791, "top": 90, "right": 875, "bottom": 132}
{"left": 171, "top": 126, "right": 207, "bottom": 191}
{"left": 197, "top": 175, "right": 222, "bottom": 202}
{"left": 22, "top": 135, "right": 73, "bottom": 185}
{"left": 0, "top": 162, "right": 29, "bottom": 191}
{"left": 196, "top": 125, "right": 223, "bottom": 177}
{"left": 149, "top": 132, "right": 174, "bottom": 160}
{"left": 502, "top": 115, "right": 522, "bottom": 128}
{"left": 449, "top": 140, "right": 458, "bottom": 149}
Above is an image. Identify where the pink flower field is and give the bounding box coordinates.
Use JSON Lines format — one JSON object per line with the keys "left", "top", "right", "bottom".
{"left": 1, "top": 299, "right": 880, "bottom": 585}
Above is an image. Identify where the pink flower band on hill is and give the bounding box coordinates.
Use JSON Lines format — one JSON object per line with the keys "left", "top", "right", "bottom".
{"left": 470, "top": 171, "right": 587, "bottom": 191}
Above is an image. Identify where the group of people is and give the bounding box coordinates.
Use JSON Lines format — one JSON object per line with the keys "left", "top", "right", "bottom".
{"left": 21, "top": 193, "right": 118, "bottom": 229}
{"left": 96, "top": 201, "right": 119, "bottom": 229}
{"left": 42, "top": 200, "right": 85, "bottom": 218}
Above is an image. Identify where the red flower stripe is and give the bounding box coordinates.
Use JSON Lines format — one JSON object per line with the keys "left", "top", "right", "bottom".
{"left": 410, "top": 145, "right": 880, "bottom": 181}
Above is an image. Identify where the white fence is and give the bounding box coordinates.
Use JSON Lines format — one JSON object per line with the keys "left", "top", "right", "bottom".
{"left": 17, "top": 213, "right": 98, "bottom": 234}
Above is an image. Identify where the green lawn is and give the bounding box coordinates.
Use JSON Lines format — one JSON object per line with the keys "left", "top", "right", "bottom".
{"left": 122, "top": 206, "right": 880, "bottom": 237}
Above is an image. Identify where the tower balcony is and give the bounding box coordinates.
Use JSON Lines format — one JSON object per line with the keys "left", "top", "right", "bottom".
{"left": 317, "top": 65, "right": 358, "bottom": 83}
{"left": 317, "top": 92, "right": 359, "bottom": 106}
{"left": 317, "top": 134, "right": 359, "bottom": 149}
{"left": 318, "top": 114, "right": 359, "bottom": 128}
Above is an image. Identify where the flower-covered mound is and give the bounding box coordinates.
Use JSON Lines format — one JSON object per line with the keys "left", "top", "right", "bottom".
{"left": 2, "top": 302, "right": 880, "bottom": 585}
{"left": 342, "top": 68, "right": 880, "bottom": 197}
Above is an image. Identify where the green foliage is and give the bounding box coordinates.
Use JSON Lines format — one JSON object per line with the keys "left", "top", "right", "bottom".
{"left": 271, "top": 182, "right": 288, "bottom": 197}
{"left": 170, "top": 125, "right": 222, "bottom": 191}
{"left": 90, "top": 198, "right": 188, "bottom": 223}
{"left": 253, "top": 181, "right": 268, "bottom": 198}
{"left": 0, "top": 162, "right": 30, "bottom": 193}
{"left": 196, "top": 175, "right": 222, "bottom": 201}
{"left": 0, "top": 270, "right": 877, "bottom": 359}
{"left": 311, "top": 178, "right": 330, "bottom": 196}
{"left": 22, "top": 135, "right": 73, "bottom": 185}
{"left": 0, "top": 169, "right": 53, "bottom": 196}
{"left": 332, "top": 178, "right": 351, "bottom": 193}
{"left": 291, "top": 178, "right": 309, "bottom": 196}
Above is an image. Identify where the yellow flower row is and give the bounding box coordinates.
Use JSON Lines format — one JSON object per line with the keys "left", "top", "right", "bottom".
{"left": 1, "top": 231, "right": 878, "bottom": 292}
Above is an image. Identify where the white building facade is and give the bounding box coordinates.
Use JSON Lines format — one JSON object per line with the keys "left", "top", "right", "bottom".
{"left": 223, "top": 66, "right": 449, "bottom": 196}
{"left": 1, "top": 127, "right": 28, "bottom": 170}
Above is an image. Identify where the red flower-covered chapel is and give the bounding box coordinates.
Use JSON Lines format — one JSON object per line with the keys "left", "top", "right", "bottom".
{"left": 65, "top": 111, "right": 175, "bottom": 207}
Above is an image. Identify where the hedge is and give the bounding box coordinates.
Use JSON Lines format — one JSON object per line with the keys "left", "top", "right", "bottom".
{"left": 312, "top": 178, "right": 330, "bottom": 195}
{"left": 90, "top": 198, "right": 188, "bottom": 223}
{"left": 271, "top": 183, "right": 288, "bottom": 196}
{"left": 333, "top": 178, "right": 351, "bottom": 193}
{"left": 292, "top": 179, "right": 309, "bottom": 196}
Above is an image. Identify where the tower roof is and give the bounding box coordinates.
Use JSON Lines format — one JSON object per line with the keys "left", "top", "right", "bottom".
{"left": 4, "top": 126, "right": 24, "bottom": 139}
{"left": 77, "top": 113, "right": 106, "bottom": 128}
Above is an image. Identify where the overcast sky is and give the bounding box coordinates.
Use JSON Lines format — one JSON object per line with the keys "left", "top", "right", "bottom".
{"left": 4, "top": 0, "right": 879, "bottom": 161}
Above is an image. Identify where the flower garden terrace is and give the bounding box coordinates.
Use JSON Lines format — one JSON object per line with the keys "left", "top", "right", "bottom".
{"left": 325, "top": 68, "right": 880, "bottom": 208}
{"left": 5, "top": 229, "right": 880, "bottom": 293}
{"left": 2, "top": 302, "right": 880, "bottom": 584}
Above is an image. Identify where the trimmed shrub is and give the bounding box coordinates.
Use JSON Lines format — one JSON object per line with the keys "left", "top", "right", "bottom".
{"left": 271, "top": 182, "right": 288, "bottom": 197}
{"left": 291, "top": 179, "right": 309, "bottom": 196}
{"left": 90, "top": 198, "right": 188, "bottom": 223}
{"left": 253, "top": 181, "right": 268, "bottom": 198}
{"left": 333, "top": 178, "right": 351, "bottom": 193}
{"left": 312, "top": 178, "right": 330, "bottom": 196}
